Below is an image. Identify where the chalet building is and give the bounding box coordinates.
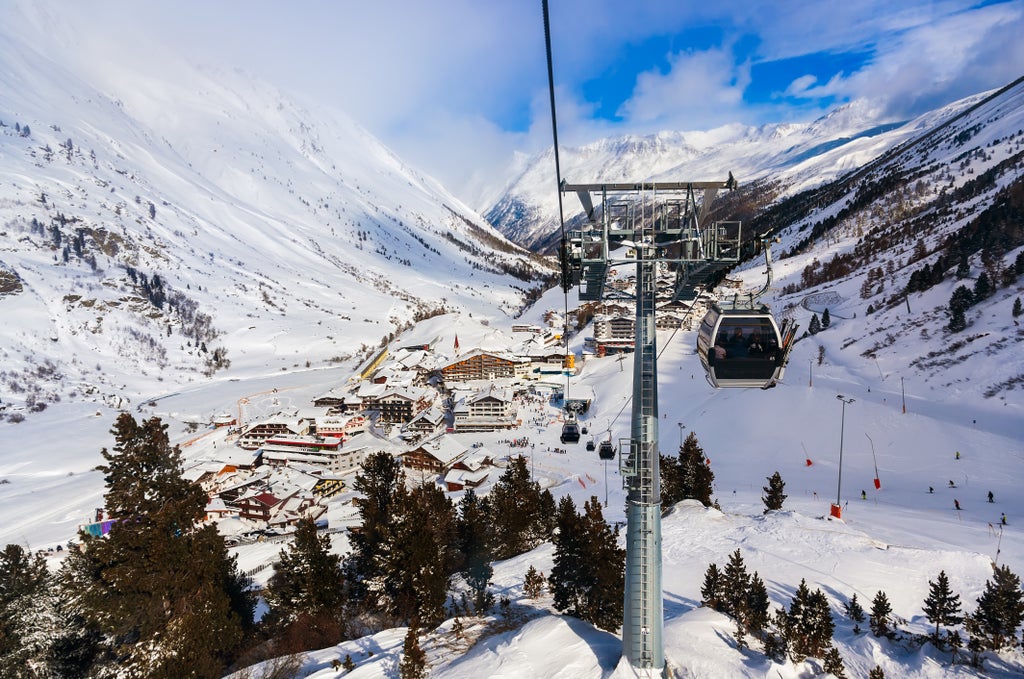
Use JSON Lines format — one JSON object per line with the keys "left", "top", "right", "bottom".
{"left": 592, "top": 313, "right": 636, "bottom": 353}
{"left": 268, "top": 494, "right": 325, "bottom": 529}
{"left": 259, "top": 435, "right": 343, "bottom": 468}
{"left": 453, "top": 386, "right": 517, "bottom": 432}
{"left": 312, "top": 389, "right": 362, "bottom": 413}
{"left": 315, "top": 413, "right": 367, "bottom": 439}
{"left": 212, "top": 414, "right": 236, "bottom": 428}
{"left": 236, "top": 491, "right": 284, "bottom": 522}
{"left": 402, "top": 405, "right": 446, "bottom": 439}
{"left": 363, "top": 387, "right": 430, "bottom": 423}
{"left": 401, "top": 435, "right": 470, "bottom": 475}
{"left": 439, "top": 350, "right": 520, "bottom": 383}
{"left": 237, "top": 417, "right": 306, "bottom": 450}
{"left": 443, "top": 449, "right": 493, "bottom": 491}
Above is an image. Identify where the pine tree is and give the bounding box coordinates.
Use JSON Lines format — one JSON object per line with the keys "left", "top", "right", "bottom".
{"left": 963, "top": 612, "right": 987, "bottom": 668}
{"left": 524, "top": 566, "right": 545, "bottom": 599}
{"left": 973, "top": 272, "right": 991, "bottom": 301}
{"left": 955, "top": 257, "right": 970, "bottom": 279}
{"left": 659, "top": 453, "right": 684, "bottom": 506}
{"left": 549, "top": 496, "right": 583, "bottom": 616}
{"left": 456, "top": 489, "right": 494, "bottom": 612}
{"left": 822, "top": 308, "right": 831, "bottom": 328}
{"left": 679, "top": 432, "right": 715, "bottom": 506}
{"left": 1013, "top": 297, "right": 1022, "bottom": 318}
{"left": 349, "top": 451, "right": 407, "bottom": 605}
{"left": 822, "top": 645, "right": 846, "bottom": 678}
{"left": 263, "top": 517, "right": 347, "bottom": 650}
{"left": 844, "top": 593, "right": 866, "bottom": 634}
{"left": 579, "top": 497, "right": 624, "bottom": 632}
{"left": 487, "top": 456, "right": 547, "bottom": 560}
{"left": 60, "top": 414, "right": 253, "bottom": 678}
{"left": 785, "top": 580, "right": 834, "bottom": 662}
{"left": 808, "top": 313, "right": 822, "bottom": 335}
{"left": 721, "top": 549, "right": 750, "bottom": 622}
{"left": 949, "top": 305, "right": 967, "bottom": 333}
{"left": 746, "top": 572, "right": 770, "bottom": 635}
{"left": 974, "top": 564, "right": 1024, "bottom": 650}
{"left": 700, "top": 563, "right": 724, "bottom": 611}
{"left": 549, "top": 496, "right": 624, "bottom": 632}
{"left": 0, "top": 544, "right": 52, "bottom": 677}
{"left": 399, "top": 623, "right": 427, "bottom": 679}
{"left": 382, "top": 484, "right": 458, "bottom": 625}
{"left": 870, "top": 590, "right": 893, "bottom": 638}
{"left": 922, "top": 570, "right": 962, "bottom": 644}
{"left": 762, "top": 471, "right": 787, "bottom": 513}
{"left": 868, "top": 667, "right": 885, "bottom": 679}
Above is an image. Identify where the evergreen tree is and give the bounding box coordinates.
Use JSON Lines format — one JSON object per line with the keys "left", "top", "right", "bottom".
{"left": 60, "top": 414, "right": 253, "bottom": 678}
{"left": 399, "top": 623, "right": 427, "bottom": 679}
{"left": 263, "top": 517, "right": 347, "bottom": 650}
{"left": 868, "top": 666, "right": 885, "bottom": 679}
{"left": 866, "top": 303, "right": 875, "bottom": 315}
{"left": 746, "top": 572, "right": 770, "bottom": 635}
{"left": 721, "top": 549, "right": 750, "bottom": 622}
{"left": 679, "top": 432, "right": 715, "bottom": 506}
{"left": 844, "top": 592, "right": 865, "bottom": 634}
{"left": 659, "top": 453, "right": 684, "bottom": 507}
{"left": 381, "top": 484, "right": 458, "bottom": 625}
{"left": 524, "top": 566, "right": 545, "bottom": 599}
{"left": 785, "top": 579, "right": 834, "bottom": 662}
{"left": 922, "top": 570, "right": 962, "bottom": 644}
{"left": 949, "top": 284, "right": 974, "bottom": 313}
{"left": 1013, "top": 297, "right": 1022, "bottom": 318}
{"left": 579, "top": 497, "right": 624, "bottom": 632}
{"left": 456, "top": 489, "right": 494, "bottom": 612}
{"left": 822, "top": 308, "right": 831, "bottom": 328}
{"left": 762, "top": 471, "right": 787, "bottom": 513}
{"left": 549, "top": 496, "right": 624, "bottom": 632}
{"left": 808, "top": 313, "right": 822, "bottom": 335}
{"left": 822, "top": 645, "right": 846, "bottom": 678}
{"left": 349, "top": 451, "right": 407, "bottom": 605}
{"left": 973, "top": 271, "right": 991, "bottom": 301}
{"left": 869, "top": 590, "right": 893, "bottom": 638}
{"left": 487, "top": 456, "right": 547, "bottom": 559}
{"left": 963, "top": 612, "right": 987, "bottom": 668}
{"left": 0, "top": 544, "right": 52, "bottom": 677}
{"left": 549, "top": 496, "right": 583, "bottom": 617}
{"left": 974, "top": 564, "right": 1024, "bottom": 650}
{"left": 700, "top": 563, "right": 724, "bottom": 611}
{"left": 955, "top": 257, "right": 970, "bottom": 279}
{"left": 949, "top": 306, "right": 967, "bottom": 333}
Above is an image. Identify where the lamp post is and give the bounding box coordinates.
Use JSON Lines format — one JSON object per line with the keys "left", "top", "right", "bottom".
{"left": 835, "top": 395, "right": 855, "bottom": 516}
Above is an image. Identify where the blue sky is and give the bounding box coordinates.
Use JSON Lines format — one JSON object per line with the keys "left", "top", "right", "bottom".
{"left": 30, "top": 0, "right": 1024, "bottom": 206}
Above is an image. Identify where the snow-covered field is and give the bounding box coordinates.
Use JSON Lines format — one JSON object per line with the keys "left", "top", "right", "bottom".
{"left": 3, "top": 274, "right": 1022, "bottom": 677}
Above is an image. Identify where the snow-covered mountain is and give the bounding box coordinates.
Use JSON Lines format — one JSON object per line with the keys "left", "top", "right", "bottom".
{"left": 485, "top": 91, "right": 995, "bottom": 252}
{"left": 0, "top": 8, "right": 552, "bottom": 418}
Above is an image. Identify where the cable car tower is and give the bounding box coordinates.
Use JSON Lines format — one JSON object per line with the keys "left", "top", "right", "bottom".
{"left": 561, "top": 180, "right": 737, "bottom": 676}
{"left": 542, "top": 3, "right": 746, "bottom": 674}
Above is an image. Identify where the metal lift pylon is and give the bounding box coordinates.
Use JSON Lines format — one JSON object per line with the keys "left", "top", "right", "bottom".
{"left": 561, "top": 180, "right": 737, "bottom": 676}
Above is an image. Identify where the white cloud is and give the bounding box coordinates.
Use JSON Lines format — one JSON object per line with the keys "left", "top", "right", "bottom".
{"left": 615, "top": 48, "right": 751, "bottom": 132}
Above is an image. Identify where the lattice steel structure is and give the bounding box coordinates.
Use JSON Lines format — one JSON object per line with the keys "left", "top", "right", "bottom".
{"left": 562, "top": 179, "right": 736, "bottom": 675}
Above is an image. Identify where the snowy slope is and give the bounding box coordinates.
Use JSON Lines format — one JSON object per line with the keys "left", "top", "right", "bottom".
{"left": 0, "top": 7, "right": 552, "bottom": 417}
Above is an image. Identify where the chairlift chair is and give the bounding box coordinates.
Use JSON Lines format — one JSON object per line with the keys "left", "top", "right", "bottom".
{"left": 598, "top": 440, "right": 615, "bottom": 460}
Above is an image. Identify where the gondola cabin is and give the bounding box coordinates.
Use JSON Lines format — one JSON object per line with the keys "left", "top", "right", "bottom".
{"left": 697, "top": 304, "right": 794, "bottom": 389}
{"left": 598, "top": 440, "right": 615, "bottom": 460}
{"left": 560, "top": 415, "right": 581, "bottom": 444}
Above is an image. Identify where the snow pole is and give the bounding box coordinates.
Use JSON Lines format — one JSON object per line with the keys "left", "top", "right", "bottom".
{"left": 865, "top": 433, "right": 880, "bottom": 489}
